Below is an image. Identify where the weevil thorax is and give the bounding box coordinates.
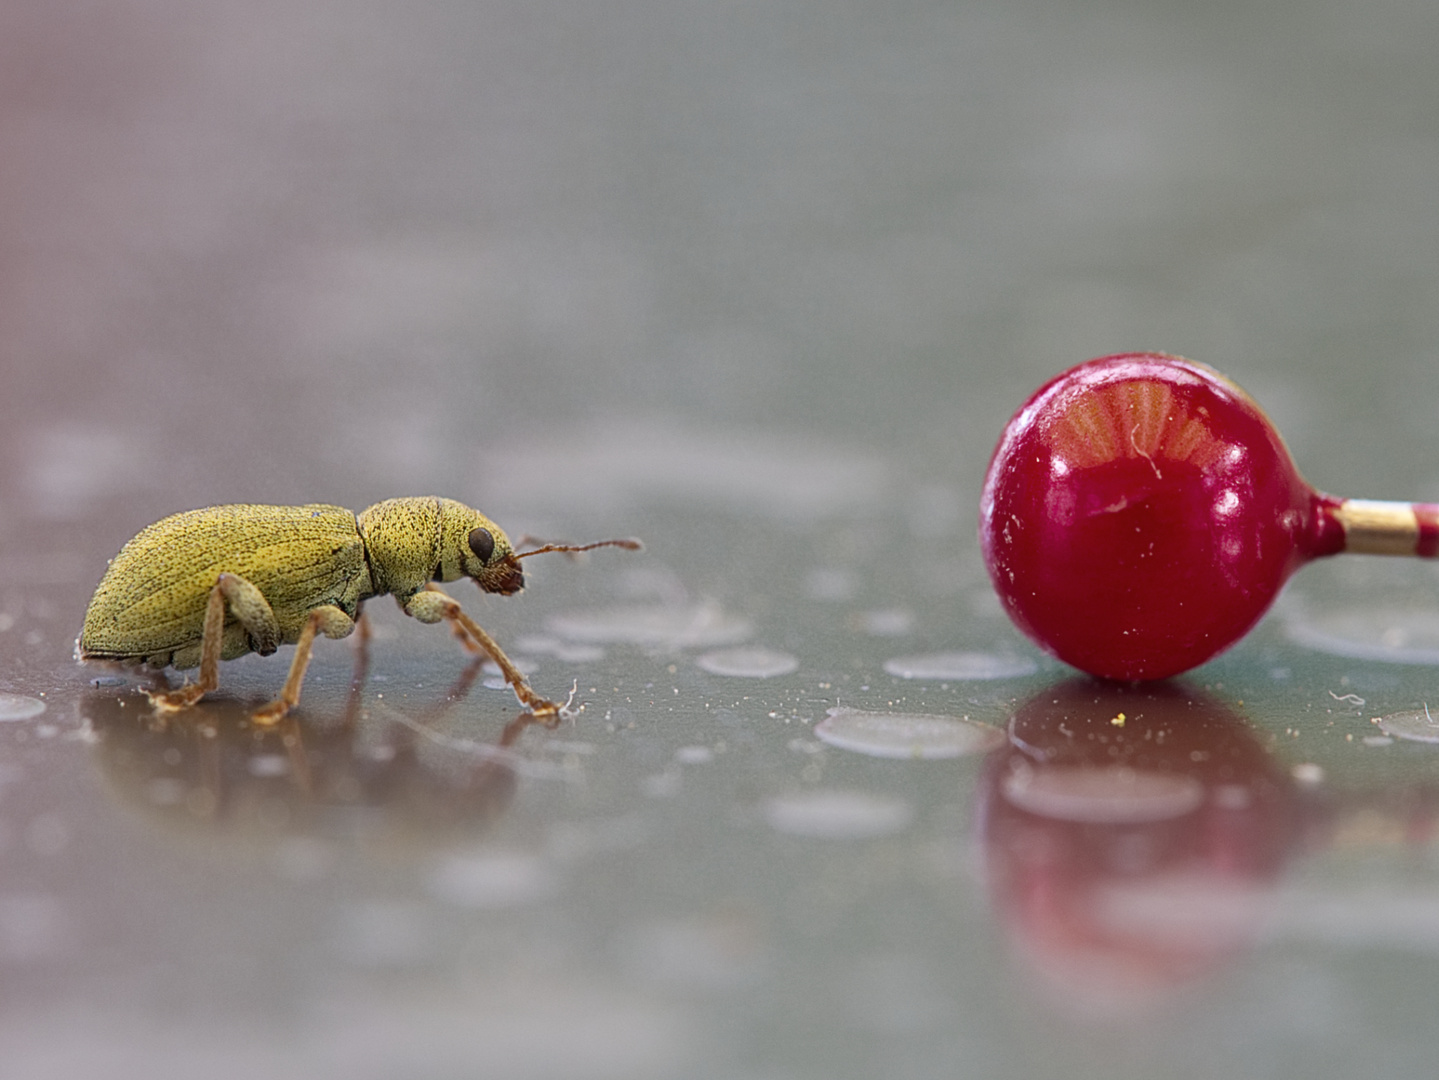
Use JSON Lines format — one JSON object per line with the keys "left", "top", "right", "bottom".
{"left": 356, "top": 497, "right": 524, "bottom": 600}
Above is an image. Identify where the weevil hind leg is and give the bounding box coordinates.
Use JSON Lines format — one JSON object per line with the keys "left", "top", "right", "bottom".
{"left": 407, "top": 584, "right": 561, "bottom": 717}
{"left": 145, "top": 580, "right": 230, "bottom": 713}
{"left": 251, "top": 605, "right": 354, "bottom": 727}
{"left": 217, "top": 572, "right": 283, "bottom": 655}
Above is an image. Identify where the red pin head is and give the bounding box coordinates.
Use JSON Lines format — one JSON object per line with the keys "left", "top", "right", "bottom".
{"left": 980, "top": 353, "right": 1439, "bottom": 680}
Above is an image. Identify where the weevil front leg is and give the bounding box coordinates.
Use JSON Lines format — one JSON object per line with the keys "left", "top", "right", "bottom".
{"left": 404, "top": 585, "right": 561, "bottom": 717}
{"left": 146, "top": 572, "right": 280, "bottom": 712}
{"left": 250, "top": 605, "right": 355, "bottom": 726}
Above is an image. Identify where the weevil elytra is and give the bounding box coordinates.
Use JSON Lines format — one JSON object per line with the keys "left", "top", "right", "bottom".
{"left": 77, "top": 497, "right": 640, "bottom": 723}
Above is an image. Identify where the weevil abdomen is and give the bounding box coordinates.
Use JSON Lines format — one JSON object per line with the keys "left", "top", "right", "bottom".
{"left": 79, "top": 504, "right": 372, "bottom": 667}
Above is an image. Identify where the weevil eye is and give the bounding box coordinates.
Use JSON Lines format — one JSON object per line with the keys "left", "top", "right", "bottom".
{"left": 468, "top": 527, "right": 495, "bottom": 564}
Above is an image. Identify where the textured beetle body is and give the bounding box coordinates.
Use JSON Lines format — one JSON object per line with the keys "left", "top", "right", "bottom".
{"left": 80, "top": 504, "right": 372, "bottom": 668}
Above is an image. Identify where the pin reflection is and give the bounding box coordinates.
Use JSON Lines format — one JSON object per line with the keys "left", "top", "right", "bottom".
{"left": 981, "top": 679, "right": 1299, "bottom": 1012}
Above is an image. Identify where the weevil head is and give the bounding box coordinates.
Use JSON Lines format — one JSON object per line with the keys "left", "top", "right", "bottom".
{"left": 440, "top": 501, "right": 525, "bottom": 595}
{"left": 357, "top": 497, "right": 524, "bottom": 599}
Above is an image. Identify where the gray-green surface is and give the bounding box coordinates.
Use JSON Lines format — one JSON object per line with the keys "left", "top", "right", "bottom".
{"left": 5, "top": 1, "right": 1439, "bottom": 1076}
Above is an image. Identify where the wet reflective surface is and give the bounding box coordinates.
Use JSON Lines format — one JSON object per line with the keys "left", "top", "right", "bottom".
{"left": 7, "top": 1, "right": 1439, "bottom": 1076}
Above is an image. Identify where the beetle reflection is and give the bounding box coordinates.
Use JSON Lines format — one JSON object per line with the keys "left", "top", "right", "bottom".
{"left": 981, "top": 679, "right": 1300, "bottom": 1011}
{"left": 83, "top": 658, "right": 553, "bottom": 841}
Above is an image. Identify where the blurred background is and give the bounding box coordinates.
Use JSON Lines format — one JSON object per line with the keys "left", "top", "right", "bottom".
{"left": 5, "top": 1, "right": 1439, "bottom": 1077}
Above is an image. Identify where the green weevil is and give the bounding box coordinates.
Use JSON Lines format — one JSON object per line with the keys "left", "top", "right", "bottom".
{"left": 77, "top": 496, "right": 640, "bottom": 723}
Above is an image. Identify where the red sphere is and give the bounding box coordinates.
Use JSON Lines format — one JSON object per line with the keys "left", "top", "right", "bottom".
{"left": 980, "top": 353, "right": 1343, "bottom": 680}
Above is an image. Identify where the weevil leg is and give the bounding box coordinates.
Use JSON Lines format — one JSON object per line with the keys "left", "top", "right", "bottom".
{"left": 251, "top": 605, "right": 354, "bottom": 726}
{"left": 406, "top": 585, "right": 561, "bottom": 717}
{"left": 213, "top": 572, "right": 282, "bottom": 655}
{"left": 145, "top": 581, "right": 229, "bottom": 712}
{"left": 144, "top": 572, "right": 285, "bottom": 714}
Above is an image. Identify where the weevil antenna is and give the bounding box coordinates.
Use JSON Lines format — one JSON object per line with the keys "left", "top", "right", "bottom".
{"left": 514, "top": 538, "right": 643, "bottom": 560}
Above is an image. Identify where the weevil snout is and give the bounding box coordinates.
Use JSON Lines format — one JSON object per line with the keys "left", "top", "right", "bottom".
{"left": 478, "top": 557, "right": 525, "bottom": 596}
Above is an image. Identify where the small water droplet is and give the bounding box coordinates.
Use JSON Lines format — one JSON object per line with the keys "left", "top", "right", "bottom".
{"left": 1001, "top": 764, "right": 1203, "bottom": 824}
{"left": 814, "top": 708, "right": 1005, "bottom": 760}
{"left": 1375, "top": 708, "right": 1439, "bottom": 743}
{"left": 0, "top": 694, "right": 46, "bottom": 722}
{"left": 696, "top": 647, "right": 799, "bottom": 678}
{"left": 882, "top": 652, "right": 1037, "bottom": 681}
{"left": 1287, "top": 608, "right": 1439, "bottom": 664}
{"left": 515, "top": 634, "right": 606, "bottom": 663}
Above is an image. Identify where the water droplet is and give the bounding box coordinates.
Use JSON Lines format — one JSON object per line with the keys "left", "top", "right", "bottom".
{"left": 1375, "top": 708, "right": 1439, "bottom": 743}
{"left": 814, "top": 708, "right": 1005, "bottom": 759}
{"left": 0, "top": 694, "right": 45, "bottom": 722}
{"left": 882, "top": 652, "right": 1037, "bottom": 680}
{"left": 515, "top": 634, "right": 606, "bottom": 663}
{"left": 674, "top": 745, "right": 714, "bottom": 764}
{"left": 1001, "top": 764, "right": 1204, "bottom": 824}
{"left": 764, "top": 790, "right": 913, "bottom": 839}
{"left": 1286, "top": 608, "right": 1439, "bottom": 664}
{"left": 548, "top": 601, "right": 751, "bottom": 649}
{"left": 696, "top": 647, "right": 799, "bottom": 678}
